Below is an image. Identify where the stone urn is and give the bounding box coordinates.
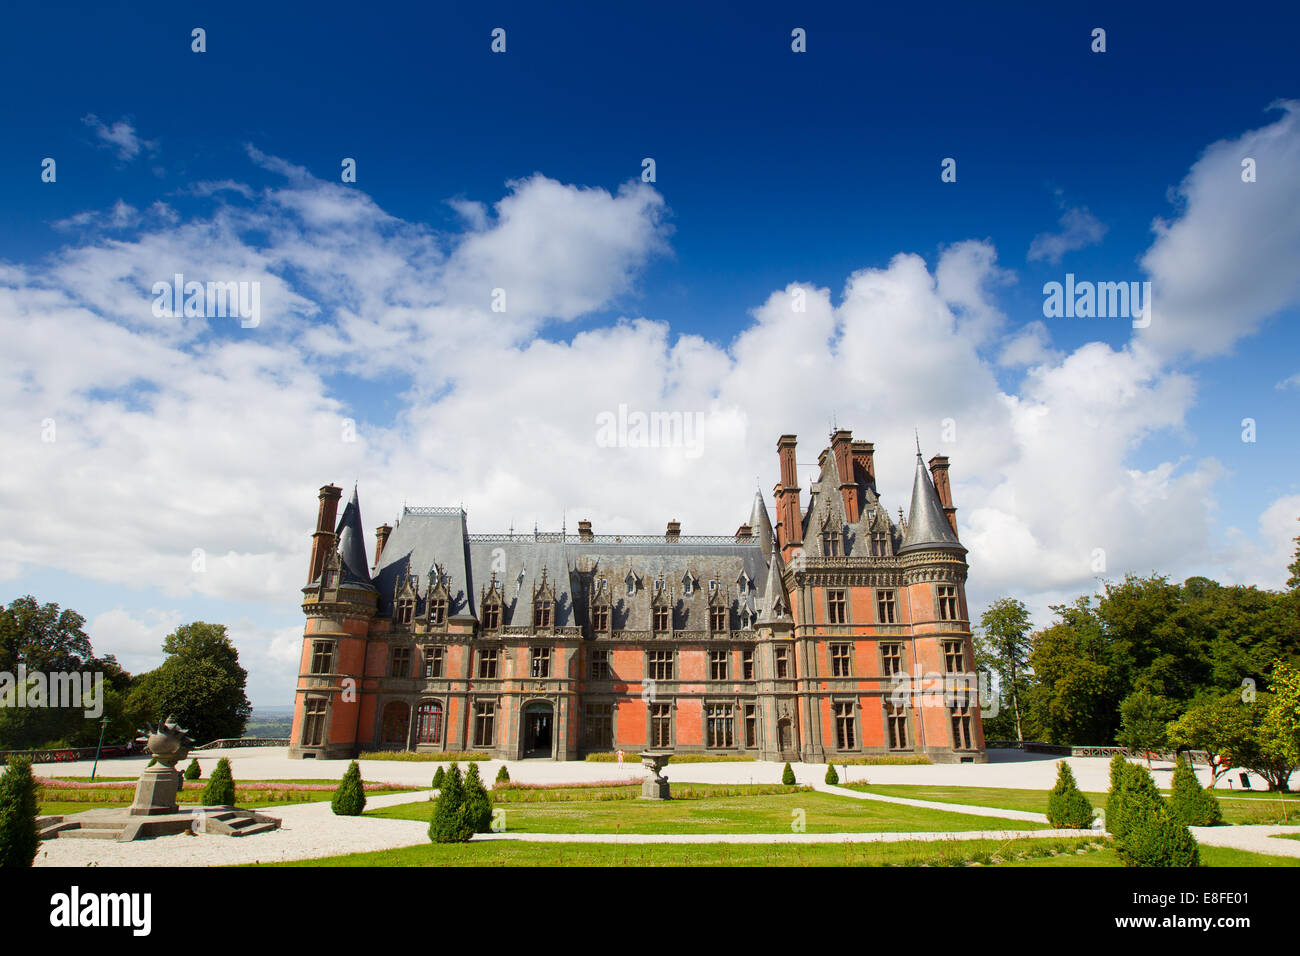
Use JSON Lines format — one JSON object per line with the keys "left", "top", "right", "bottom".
{"left": 639, "top": 750, "right": 671, "bottom": 800}
{"left": 130, "top": 717, "right": 195, "bottom": 815}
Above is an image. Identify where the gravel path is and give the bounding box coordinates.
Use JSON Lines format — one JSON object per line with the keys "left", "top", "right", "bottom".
{"left": 1190, "top": 825, "right": 1300, "bottom": 858}
{"left": 35, "top": 790, "right": 435, "bottom": 868}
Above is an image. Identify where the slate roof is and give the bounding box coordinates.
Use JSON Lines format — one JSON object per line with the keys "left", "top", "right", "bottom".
{"left": 335, "top": 486, "right": 373, "bottom": 587}
{"left": 898, "top": 450, "right": 965, "bottom": 554}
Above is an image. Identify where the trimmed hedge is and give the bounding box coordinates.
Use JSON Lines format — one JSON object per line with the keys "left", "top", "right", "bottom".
{"left": 1106, "top": 754, "right": 1199, "bottom": 867}
{"left": 0, "top": 757, "right": 40, "bottom": 868}
{"left": 201, "top": 757, "right": 236, "bottom": 806}
{"left": 495, "top": 765, "right": 510, "bottom": 785}
{"left": 1169, "top": 755, "right": 1223, "bottom": 827}
{"left": 184, "top": 759, "right": 201, "bottom": 781}
{"left": 331, "top": 761, "right": 367, "bottom": 816}
{"left": 782, "top": 762, "right": 796, "bottom": 786}
{"left": 824, "top": 763, "right": 840, "bottom": 785}
{"left": 1046, "top": 760, "right": 1095, "bottom": 829}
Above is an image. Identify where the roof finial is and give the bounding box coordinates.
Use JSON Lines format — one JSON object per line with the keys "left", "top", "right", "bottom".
{"left": 914, "top": 428, "right": 921, "bottom": 456}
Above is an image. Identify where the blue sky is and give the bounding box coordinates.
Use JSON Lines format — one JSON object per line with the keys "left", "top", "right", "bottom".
{"left": 1, "top": 1, "right": 1298, "bottom": 706}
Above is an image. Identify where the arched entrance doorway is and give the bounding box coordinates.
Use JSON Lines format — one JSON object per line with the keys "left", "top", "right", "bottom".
{"left": 522, "top": 701, "right": 554, "bottom": 758}
{"left": 381, "top": 701, "right": 411, "bottom": 749}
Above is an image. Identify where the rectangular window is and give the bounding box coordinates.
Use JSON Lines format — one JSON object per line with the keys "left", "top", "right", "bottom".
{"left": 834, "top": 701, "right": 857, "bottom": 750}
{"left": 744, "top": 704, "right": 757, "bottom": 748}
{"left": 870, "top": 532, "right": 890, "bottom": 557}
{"left": 589, "top": 649, "right": 611, "bottom": 680}
{"left": 429, "top": 597, "right": 447, "bottom": 625}
{"left": 653, "top": 605, "right": 670, "bottom": 632}
{"left": 534, "top": 601, "right": 553, "bottom": 628}
{"left": 416, "top": 702, "right": 443, "bottom": 744}
{"left": 648, "top": 650, "right": 674, "bottom": 681}
{"left": 482, "top": 605, "right": 500, "bottom": 630}
{"left": 650, "top": 703, "right": 673, "bottom": 748}
{"left": 531, "top": 646, "right": 552, "bottom": 679}
{"left": 937, "top": 585, "right": 960, "bottom": 621}
{"left": 830, "top": 643, "right": 852, "bottom": 677}
{"left": 821, "top": 530, "right": 841, "bottom": 556}
{"left": 742, "top": 649, "right": 755, "bottom": 681}
{"left": 302, "top": 698, "right": 328, "bottom": 747}
{"left": 709, "top": 605, "right": 727, "bottom": 633}
{"left": 951, "top": 706, "right": 973, "bottom": 750}
{"left": 705, "top": 703, "right": 734, "bottom": 748}
{"left": 396, "top": 598, "right": 415, "bottom": 625}
{"left": 390, "top": 646, "right": 411, "bottom": 678}
{"left": 591, "top": 605, "right": 609, "bottom": 632}
{"left": 423, "top": 647, "right": 443, "bottom": 678}
{"left": 709, "top": 649, "right": 728, "bottom": 681}
{"left": 775, "top": 646, "right": 790, "bottom": 679}
{"left": 887, "top": 704, "right": 909, "bottom": 750}
{"left": 478, "top": 648, "right": 498, "bottom": 679}
{"left": 827, "top": 589, "right": 847, "bottom": 624}
{"left": 584, "top": 703, "right": 613, "bottom": 750}
{"left": 943, "top": 640, "right": 965, "bottom": 674}
{"left": 473, "top": 701, "right": 496, "bottom": 747}
{"left": 876, "top": 589, "right": 896, "bottom": 624}
{"left": 881, "top": 642, "right": 903, "bottom": 677}
{"left": 309, "top": 641, "right": 334, "bottom": 675}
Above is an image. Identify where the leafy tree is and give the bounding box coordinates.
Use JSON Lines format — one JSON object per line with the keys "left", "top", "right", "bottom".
{"left": 1118, "top": 688, "right": 1179, "bottom": 759}
{"left": 430, "top": 763, "right": 472, "bottom": 843}
{"left": 202, "top": 757, "right": 236, "bottom": 806}
{"left": 127, "top": 622, "right": 252, "bottom": 744}
{"left": 0, "top": 757, "right": 40, "bottom": 867}
{"left": 1166, "top": 693, "right": 1254, "bottom": 785}
{"left": 184, "top": 759, "right": 201, "bottom": 781}
{"left": 432, "top": 765, "right": 445, "bottom": 790}
{"left": 461, "top": 763, "right": 492, "bottom": 833}
{"left": 331, "top": 761, "right": 367, "bottom": 816}
{"left": 0, "top": 596, "right": 92, "bottom": 674}
{"left": 1286, "top": 517, "right": 1300, "bottom": 591}
{"left": 1238, "top": 693, "right": 1299, "bottom": 791}
{"left": 494, "top": 764, "right": 510, "bottom": 785}
{"left": 1046, "top": 761, "right": 1094, "bottom": 829}
{"left": 824, "top": 763, "right": 839, "bottom": 785}
{"left": 976, "top": 597, "right": 1033, "bottom": 741}
{"left": 781, "top": 762, "right": 795, "bottom": 786}
{"left": 1169, "top": 755, "right": 1222, "bottom": 827}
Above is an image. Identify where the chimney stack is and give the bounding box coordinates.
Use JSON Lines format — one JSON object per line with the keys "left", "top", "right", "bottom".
{"left": 735, "top": 523, "right": 753, "bottom": 540}
{"left": 373, "top": 523, "right": 392, "bottom": 567}
{"left": 851, "top": 440, "right": 875, "bottom": 486}
{"left": 666, "top": 519, "right": 681, "bottom": 542}
{"left": 775, "top": 434, "right": 803, "bottom": 558}
{"left": 308, "top": 484, "right": 343, "bottom": 583}
{"left": 928, "top": 455, "right": 959, "bottom": 537}
{"left": 578, "top": 519, "right": 593, "bottom": 541}
{"left": 830, "top": 429, "right": 859, "bottom": 523}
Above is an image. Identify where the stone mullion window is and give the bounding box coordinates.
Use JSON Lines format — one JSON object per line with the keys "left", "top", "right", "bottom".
{"left": 880, "top": 642, "right": 903, "bottom": 677}
{"left": 389, "top": 646, "right": 412, "bottom": 678}
{"left": 531, "top": 646, "right": 552, "bottom": 679}
{"left": 950, "top": 705, "right": 973, "bottom": 750}
{"left": 886, "top": 704, "right": 910, "bottom": 750}
{"left": 650, "top": 702, "right": 673, "bottom": 748}
{"left": 423, "top": 647, "right": 444, "bottom": 678}
{"left": 705, "top": 703, "right": 735, "bottom": 748}
{"left": 302, "top": 697, "right": 328, "bottom": 747}
{"left": 936, "top": 585, "right": 959, "bottom": 621}
{"left": 826, "top": 589, "right": 847, "bottom": 624}
{"left": 473, "top": 701, "right": 496, "bottom": 747}
{"left": 829, "top": 643, "right": 852, "bottom": 677}
{"left": 833, "top": 700, "right": 857, "bottom": 750}
{"left": 942, "top": 640, "right": 965, "bottom": 673}
{"left": 709, "top": 649, "right": 728, "bottom": 681}
{"left": 478, "top": 648, "right": 499, "bottom": 679}
{"left": 875, "top": 589, "right": 896, "bottom": 624}
{"left": 309, "top": 641, "right": 335, "bottom": 675}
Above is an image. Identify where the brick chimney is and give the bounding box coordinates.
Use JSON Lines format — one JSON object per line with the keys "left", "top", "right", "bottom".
{"left": 775, "top": 434, "right": 803, "bottom": 558}
{"left": 666, "top": 519, "right": 681, "bottom": 542}
{"left": 735, "top": 523, "right": 752, "bottom": 540}
{"left": 851, "top": 440, "right": 875, "bottom": 486}
{"left": 928, "top": 455, "right": 959, "bottom": 537}
{"left": 308, "top": 484, "right": 342, "bottom": 583}
{"left": 373, "top": 523, "right": 392, "bottom": 567}
{"left": 577, "top": 519, "right": 593, "bottom": 541}
{"left": 830, "top": 429, "right": 859, "bottom": 523}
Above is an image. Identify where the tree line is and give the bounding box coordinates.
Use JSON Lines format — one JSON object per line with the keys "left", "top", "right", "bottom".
{"left": 0, "top": 596, "right": 252, "bottom": 751}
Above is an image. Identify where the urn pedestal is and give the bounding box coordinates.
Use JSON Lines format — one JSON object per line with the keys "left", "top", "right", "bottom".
{"left": 639, "top": 751, "right": 672, "bottom": 800}
{"left": 129, "top": 764, "right": 183, "bottom": 816}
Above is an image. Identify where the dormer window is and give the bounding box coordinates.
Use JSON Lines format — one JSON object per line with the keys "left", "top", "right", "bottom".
{"left": 682, "top": 572, "right": 696, "bottom": 595}
{"left": 592, "top": 605, "right": 609, "bottom": 632}
{"left": 739, "top": 607, "right": 753, "bottom": 629}
{"left": 396, "top": 597, "right": 415, "bottom": 625}
{"left": 822, "top": 529, "right": 842, "bottom": 556}
{"left": 709, "top": 605, "right": 727, "bottom": 632}
{"left": 625, "top": 571, "right": 637, "bottom": 595}
{"left": 871, "top": 531, "right": 890, "bottom": 556}
{"left": 429, "top": 597, "right": 447, "bottom": 625}
{"left": 708, "top": 580, "right": 718, "bottom": 595}
{"left": 483, "top": 604, "right": 501, "bottom": 630}
{"left": 653, "top": 605, "right": 670, "bottom": 632}
{"left": 534, "top": 600, "right": 553, "bottom": 629}
{"left": 737, "top": 571, "right": 752, "bottom": 594}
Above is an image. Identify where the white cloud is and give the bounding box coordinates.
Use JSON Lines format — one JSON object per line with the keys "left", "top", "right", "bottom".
{"left": 1028, "top": 203, "right": 1108, "bottom": 264}
{"left": 81, "top": 115, "right": 157, "bottom": 162}
{"left": 1140, "top": 99, "right": 1300, "bottom": 359}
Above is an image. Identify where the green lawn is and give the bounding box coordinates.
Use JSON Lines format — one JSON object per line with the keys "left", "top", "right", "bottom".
{"left": 1271, "top": 832, "right": 1300, "bottom": 842}
{"left": 37, "top": 779, "right": 417, "bottom": 816}
{"left": 257, "top": 835, "right": 1102, "bottom": 867}
{"left": 841, "top": 783, "right": 1298, "bottom": 825}
{"left": 1005, "top": 844, "right": 1300, "bottom": 868}
{"left": 366, "top": 786, "right": 1047, "bottom": 834}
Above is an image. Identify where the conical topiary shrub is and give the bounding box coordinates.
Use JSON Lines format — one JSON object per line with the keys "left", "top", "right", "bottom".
{"left": 462, "top": 763, "right": 493, "bottom": 833}
{"left": 1169, "top": 755, "right": 1222, "bottom": 827}
{"left": 824, "top": 763, "right": 839, "bottom": 785}
{"left": 782, "top": 762, "right": 796, "bottom": 786}
{"left": 495, "top": 764, "right": 510, "bottom": 785}
{"left": 432, "top": 765, "right": 445, "bottom": 790}
{"left": 184, "top": 759, "right": 201, "bottom": 781}
{"left": 0, "top": 757, "right": 41, "bottom": 868}
{"left": 331, "top": 760, "right": 367, "bottom": 816}
{"left": 1046, "top": 760, "right": 1095, "bottom": 828}
{"left": 1107, "top": 758, "right": 1198, "bottom": 866}
{"left": 430, "top": 763, "right": 472, "bottom": 843}
{"left": 202, "top": 757, "right": 236, "bottom": 806}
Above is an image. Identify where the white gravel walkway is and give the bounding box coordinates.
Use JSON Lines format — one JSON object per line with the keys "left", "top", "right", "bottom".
{"left": 1190, "top": 825, "right": 1300, "bottom": 858}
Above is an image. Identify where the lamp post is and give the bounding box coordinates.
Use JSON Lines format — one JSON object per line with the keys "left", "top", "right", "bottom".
{"left": 90, "top": 715, "right": 110, "bottom": 782}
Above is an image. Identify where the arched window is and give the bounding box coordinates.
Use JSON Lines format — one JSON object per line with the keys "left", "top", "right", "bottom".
{"left": 415, "top": 701, "right": 443, "bottom": 745}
